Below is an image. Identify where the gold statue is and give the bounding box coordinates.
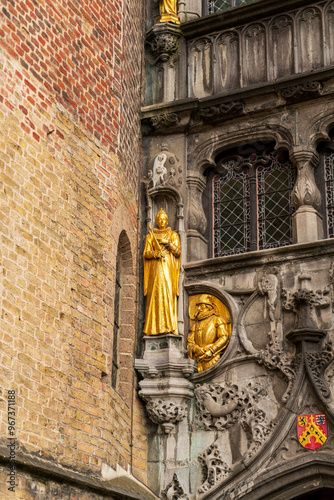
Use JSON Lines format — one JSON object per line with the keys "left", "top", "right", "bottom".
{"left": 143, "top": 208, "right": 181, "bottom": 335}
{"left": 187, "top": 294, "right": 231, "bottom": 372}
{"left": 158, "top": 0, "right": 180, "bottom": 24}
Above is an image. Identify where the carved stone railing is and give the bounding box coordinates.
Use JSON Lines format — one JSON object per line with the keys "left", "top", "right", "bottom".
{"left": 188, "top": 1, "right": 334, "bottom": 99}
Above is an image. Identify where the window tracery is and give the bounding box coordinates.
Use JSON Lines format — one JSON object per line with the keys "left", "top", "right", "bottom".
{"left": 207, "top": 142, "right": 295, "bottom": 257}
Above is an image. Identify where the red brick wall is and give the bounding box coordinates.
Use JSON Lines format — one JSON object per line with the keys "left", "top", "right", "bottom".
{"left": 0, "top": 0, "right": 148, "bottom": 487}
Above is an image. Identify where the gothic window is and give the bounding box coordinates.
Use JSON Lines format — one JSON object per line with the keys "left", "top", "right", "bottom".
{"left": 205, "top": 142, "right": 295, "bottom": 257}
{"left": 204, "top": 0, "right": 255, "bottom": 15}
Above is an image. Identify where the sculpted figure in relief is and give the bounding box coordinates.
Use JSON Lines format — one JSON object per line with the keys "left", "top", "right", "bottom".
{"left": 158, "top": 0, "right": 180, "bottom": 24}
{"left": 143, "top": 208, "right": 181, "bottom": 335}
{"left": 187, "top": 295, "right": 231, "bottom": 372}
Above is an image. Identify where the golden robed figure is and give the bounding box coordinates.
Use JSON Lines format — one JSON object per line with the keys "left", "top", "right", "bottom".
{"left": 143, "top": 209, "right": 181, "bottom": 335}
{"left": 187, "top": 295, "right": 231, "bottom": 372}
{"left": 158, "top": 0, "right": 180, "bottom": 24}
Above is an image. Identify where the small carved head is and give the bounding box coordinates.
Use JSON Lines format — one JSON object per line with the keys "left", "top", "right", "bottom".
{"left": 156, "top": 208, "right": 168, "bottom": 229}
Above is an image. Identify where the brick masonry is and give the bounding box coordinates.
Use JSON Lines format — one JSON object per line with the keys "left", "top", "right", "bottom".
{"left": 0, "top": 0, "right": 149, "bottom": 491}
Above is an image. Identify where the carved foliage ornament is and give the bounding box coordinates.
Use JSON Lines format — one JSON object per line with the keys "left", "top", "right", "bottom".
{"left": 150, "top": 33, "right": 179, "bottom": 62}
{"left": 282, "top": 81, "right": 322, "bottom": 102}
{"left": 146, "top": 399, "right": 186, "bottom": 425}
{"left": 161, "top": 474, "right": 189, "bottom": 500}
{"left": 198, "top": 101, "right": 244, "bottom": 122}
{"left": 151, "top": 113, "right": 181, "bottom": 129}
{"left": 198, "top": 443, "right": 231, "bottom": 495}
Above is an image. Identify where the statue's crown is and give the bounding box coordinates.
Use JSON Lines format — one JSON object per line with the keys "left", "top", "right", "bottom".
{"left": 156, "top": 208, "right": 168, "bottom": 222}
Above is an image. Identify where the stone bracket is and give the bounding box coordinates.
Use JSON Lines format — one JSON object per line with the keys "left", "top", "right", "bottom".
{"left": 135, "top": 334, "right": 196, "bottom": 433}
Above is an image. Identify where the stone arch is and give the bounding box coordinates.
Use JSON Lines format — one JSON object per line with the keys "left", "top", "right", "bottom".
{"left": 106, "top": 206, "right": 137, "bottom": 406}
{"left": 233, "top": 458, "right": 334, "bottom": 500}
{"left": 190, "top": 124, "right": 294, "bottom": 176}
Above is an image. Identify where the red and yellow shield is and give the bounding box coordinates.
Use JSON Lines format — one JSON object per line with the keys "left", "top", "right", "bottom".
{"left": 297, "top": 414, "right": 327, "bottom": 450}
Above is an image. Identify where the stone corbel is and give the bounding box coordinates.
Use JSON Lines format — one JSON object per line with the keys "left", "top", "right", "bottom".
{"left": 186, "top": 170, "right": 208, "bottom": 261}
{"left": 146, "top": 23, "right": 182, "bottom": 64}
{"left": 290, "top": 151, "right": 323, "bottom": 243}
{"left": 135, "top": 334, "right": 196, "bottom": 433}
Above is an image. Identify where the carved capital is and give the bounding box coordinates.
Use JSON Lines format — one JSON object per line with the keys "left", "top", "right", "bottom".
{"left": 146, "top": 23, "right": 182, "bottom": 63}
{"left": 290, "top": 151, "right": 321, "bottom": 210}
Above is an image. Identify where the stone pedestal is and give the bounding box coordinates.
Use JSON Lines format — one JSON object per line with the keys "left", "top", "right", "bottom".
{"left": 135, "top": 334, "right": 196, "bottom": 433}
{"left": 292, "top": 206, "right": 323, "bottom": 244}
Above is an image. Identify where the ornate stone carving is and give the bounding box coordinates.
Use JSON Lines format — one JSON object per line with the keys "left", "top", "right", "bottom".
{"left": 146, "top": 146, "right": 182, "bottom": 190}
{"left": 198, "top": 443, "right": 231, "bottom": 495}
{"left": 151, "top": 113, "right": 181, "bottom": 129}
{"left": 282, "top": 81, "right": 322, "bottom": 103}
{"left": 150, "top": 33, "right": 179, "bottom": 62}
{"left": 305, "top": 342, "right": 333, "bottom": 399}
{"left": 282, "top": 274, "right": 330, "bottom": 330}
{"left": 146, "top": 400, "right": 186, "bottom": 433}
{"left": 195, "top": 382, "right": 278, "bottom": 465}
{"left": 290, "top": 152, "right": 321, "bottom": 211}
{"left": 198, "top": 101, "right": 244, "bottom": 122}
{"left": 256, "top": 326, "right": 296, "bottom": 403}
{"left": 161, "top": 474, "right": 189, "bottom": 500}
{"left": 257, "top": 271, "right": 279, "bottom": 322}
{"left": 195, "top": 382, "right": 265, "bottom": 431}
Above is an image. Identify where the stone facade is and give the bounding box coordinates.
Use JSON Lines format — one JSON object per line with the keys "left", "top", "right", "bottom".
{"left": 138, "top": 0, "right": 334, "bottom": 498}
{"left": 0, "top": 0, "right": 155, "bottom": 498}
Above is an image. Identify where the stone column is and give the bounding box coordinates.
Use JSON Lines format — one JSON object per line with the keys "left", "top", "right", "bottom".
{"left": 186, "top": 171, "right": 208, "bottom": 261}
{"left": 290, "top": 151, "right": 323, "bottom": 243}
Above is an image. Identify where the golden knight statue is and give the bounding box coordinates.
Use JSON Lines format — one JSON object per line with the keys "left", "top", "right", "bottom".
{"left": 143, "top": 208, "right": 181, "bottom": 335}
{"left": 187, "top": 295, "right": 231, "bottom": 372}
{"left": 158, "top": 0, "right": 180, "bottom": 24}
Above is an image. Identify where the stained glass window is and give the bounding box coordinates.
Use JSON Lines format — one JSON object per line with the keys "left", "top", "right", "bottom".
{"left": 212, "top": 145, "right": 295, "bottom": 257}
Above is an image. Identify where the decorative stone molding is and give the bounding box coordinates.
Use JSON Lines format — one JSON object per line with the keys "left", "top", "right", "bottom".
{"left": 198, "top": 101, "right": 244, "bottom": 122}
{"left": 151, "top": 113, "right": 181, "bottom": 129}
{"left": 198, "top": 443, "right": 231, "bottom": 495}
{"left": 281, "top": 81, "right": 322, "bottom": 103}
{"left": 161, "top": 473, "right": 189, "bottom": 500}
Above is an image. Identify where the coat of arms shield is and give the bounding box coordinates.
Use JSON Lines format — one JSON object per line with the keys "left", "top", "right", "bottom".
{"left": 297, "top": 414, "right": 327, "bottom": 450}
